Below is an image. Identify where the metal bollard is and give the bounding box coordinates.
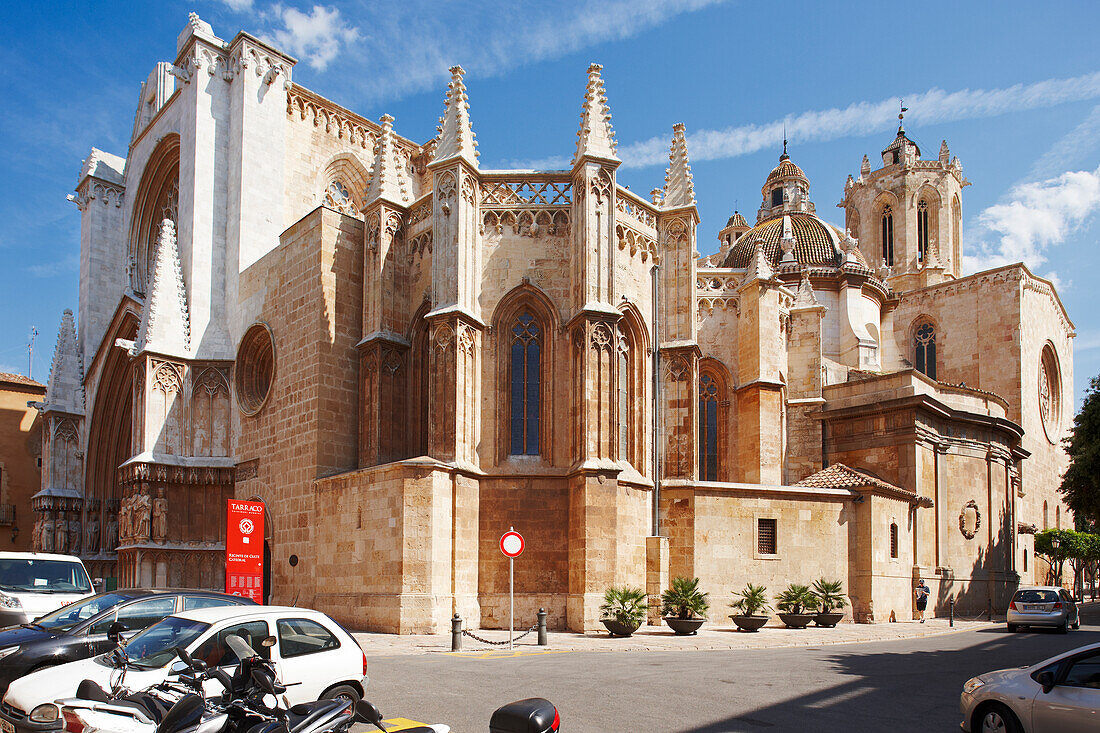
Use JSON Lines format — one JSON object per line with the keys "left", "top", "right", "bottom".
{"left": 949, "top": 598, "right": 954, "bottom": 628}
{"left": 537, "top": 608, "right": 548, "bottom": 646}
{"left": 451, "top": 613, "right": 462, "bottom": 652}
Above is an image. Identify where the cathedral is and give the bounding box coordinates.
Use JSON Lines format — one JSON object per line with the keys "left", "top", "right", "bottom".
{"left": 33, "top": 14, "right": 1075, "bottom": 632}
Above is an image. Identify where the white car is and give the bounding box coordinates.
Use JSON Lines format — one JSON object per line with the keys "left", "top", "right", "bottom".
{"left": 0, "top": 606, "right": 367, "bottom": 733}
{"left": 960, "top": 640, "right": 1100, "bottom": 732}
{"left": 0, "top": 553, "right": 95, "bottom": 627}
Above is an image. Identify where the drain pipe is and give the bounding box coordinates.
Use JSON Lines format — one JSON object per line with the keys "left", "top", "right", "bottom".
{"left": 651, "top": 263, "right": 661, "bottom": 537}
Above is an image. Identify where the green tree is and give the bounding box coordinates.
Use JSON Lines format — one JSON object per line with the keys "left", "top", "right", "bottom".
{"left": 1035, "top": 529, "right": 1074, "bottom": 586}
{"left": 1060, "top": 375, "right": 1100, "bottom": 524}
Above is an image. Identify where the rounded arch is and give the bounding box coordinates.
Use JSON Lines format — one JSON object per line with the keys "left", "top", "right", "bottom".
{"left": 317, "top": 153, "right": 370, "bottom": 218}
{"left": 235, "top": 323, "right": 276, "bottom": 417}
{"left": 491, "top": 283, "right": 559, "bottom": 462}
{"left": 1038, "top": 341, "right": 1063, "bottom": 444}
{"left": 908, "top": 314, "right": 940, "bottom": 380}
{"left": 128, "top": 135, "right": 180, "bottom": 296}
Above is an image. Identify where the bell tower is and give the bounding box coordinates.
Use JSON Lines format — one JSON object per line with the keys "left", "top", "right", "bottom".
{"left": 838, "top": 104, "right": 969, "bottom": 292}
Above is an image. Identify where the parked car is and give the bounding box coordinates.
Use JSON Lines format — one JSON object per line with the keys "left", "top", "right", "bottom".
{"left": 0, "top": 605, "right": 367, "bottom": 733}
{"left": 0, "top": 553, "right": 95, "bottom": 628}
{"left": 1007, "top": 586, "right": 1080, "bottom": 633}
{"left": 0, "top": 588, "right": 255, "bottom": 695}
{"left": 960, "top": 640, "right": 1100, "bottom": 732}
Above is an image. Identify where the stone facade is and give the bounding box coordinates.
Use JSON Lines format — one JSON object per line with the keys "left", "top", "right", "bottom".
{"left": 38, "top": 15, "right": 1075, "bottom": 630}
{"left": 0, "top": 374, "right": 45, "bottom": 552}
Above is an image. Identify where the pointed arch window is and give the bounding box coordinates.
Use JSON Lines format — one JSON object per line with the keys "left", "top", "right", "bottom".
{"left": 324, "top": 180, "right": 358, "bottom": 217}
{"left": 698, "top": 373, "right": 720, "bottom": 481}
{"left": 880, "top": 206, "right": 894, "bottom": 266}
{"left": 917, "top": 199, "right": 929, "bottom": 263}
{"left": 510, "top": 312, "right": 541, "bottom": 455}
{"left": 913, "top": 321, "right": 936, "bottom": 380}
{"left": 617, "top": 331, "right": 630, "bottom": 461}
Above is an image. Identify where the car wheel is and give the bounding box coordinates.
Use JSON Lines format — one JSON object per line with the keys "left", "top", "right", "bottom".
{"left": 1006, "top": 623, "right": 1017, "bottom": 632}
{"left": 1058, "top": 620, "right": 1069, "bottom": 634}
{"left": 976, "top": 702, "right": 1022, "bottom": 733}
{"left": 321, "top": 684, "right": 361, "bottom": 706}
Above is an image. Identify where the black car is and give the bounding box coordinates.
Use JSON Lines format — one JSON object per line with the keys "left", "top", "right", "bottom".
{"left": 0, "top": 589, "right": 255, "bottom": 695}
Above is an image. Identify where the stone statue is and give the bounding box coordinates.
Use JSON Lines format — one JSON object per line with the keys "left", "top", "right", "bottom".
{"left": 106, "top": 513, "right": 118, "bottom": 552}
{"left": 41, "top": 517, "right": 54, "bottom": 553}
{"left": 85, "top": 516, "right": 100, "bottom": 554}
{"left": 55, "top": 516, "right": 67, "bottom": 554}
{"left": 152, "top": 489, "right": 168, "bottom": 544}
{"left": 134, "top": 493, "right": 151, "bottom": 541}
{"left": 68, "top": 519, "right": 81, "bottom": 555}
{"left": 31, "top": 520, "right": 41, "bottom": 551}
{"left": 119, "top": 496, "right": 132, "bottom": 543}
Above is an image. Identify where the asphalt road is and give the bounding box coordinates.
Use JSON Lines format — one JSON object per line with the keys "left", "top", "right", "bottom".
{"left": 361, "top": 604, "right": 1100, "bottom": 733}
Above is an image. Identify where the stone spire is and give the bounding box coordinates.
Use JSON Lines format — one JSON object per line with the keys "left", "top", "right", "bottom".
{"left": 793, "top": 269, "right": 821, "bottom": 309}
{"left": 44, "top": 309, "right": 84, "bottom": 414}
{"left": 939, "top": 140, "right": 950, "bottom": 164}
{"left": 662, "top": 123, "right": 695, "bottom": 208}
{"left": 135, "top": 219, "right": 190, "bottom": 356}
{"left": 741, "top": 237, "right": 774, "bottom": 284}
{"left": 365, "top": 114, "right": 411, "bottom": 205}
{"left": 573, "top": 63, "right": 618, "bottom": 165}
{"left": 434, "top": 66, "right": 478, "bottom": 168}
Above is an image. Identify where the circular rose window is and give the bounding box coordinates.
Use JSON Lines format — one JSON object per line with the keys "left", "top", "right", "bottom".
{"left": 1038, "top": 344, "right": 1061, "bottom": 443}
{"left": 235, "top": 323, "right": 275, "bottom": 416}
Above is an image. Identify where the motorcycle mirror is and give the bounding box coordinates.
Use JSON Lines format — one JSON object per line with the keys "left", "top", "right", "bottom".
{"left": 354, "top": 701, "right": 383, "bottom": 726}
{"left": 175, "top": 646, "right": 195, "bottom": 667}
{"left": 169, "top": 660, "right": 189, "bottom": 676}
{"left": 107, "top": 621, "right": 127, "bottom": 643}
{"left": 261, "top": 635, "right": 277, "bottom": 649}
{"left": 250, "top": 668, "right": 277, "bottom": 695}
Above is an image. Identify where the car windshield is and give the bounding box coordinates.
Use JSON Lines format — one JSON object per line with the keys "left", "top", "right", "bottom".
{"left": 0, "top": 558, "right": 92, "bottom": 594}
{"left": 119, "top": 617, "right": 210, "bottom": 669}
{"left": 32, "top": 592, "right": 132, "bottom": 633}
{"left": 1014, "top": 590, "right": 1059, "bottom": 603}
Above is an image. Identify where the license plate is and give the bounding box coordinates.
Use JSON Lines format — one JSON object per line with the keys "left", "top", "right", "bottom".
{"left": 1025, "top": 604, "right": 1046, "bottom": 612}
{"left": 3, "top": 718, "right": 15, "bottom": 733}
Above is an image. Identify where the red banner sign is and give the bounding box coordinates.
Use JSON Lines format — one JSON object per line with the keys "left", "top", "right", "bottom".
{"left": 226, "top": 499, "right": 265, "bottom": 603}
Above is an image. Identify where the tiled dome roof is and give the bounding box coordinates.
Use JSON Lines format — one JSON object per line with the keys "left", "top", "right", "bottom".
{"left": 721, "top": 213, "right": 843, "bottom": 268}
{"left": 764, "top": 155, "right": 808, "bottom": 187}
{"left": 725, "top": 211, "right": 748, "bottom": 228}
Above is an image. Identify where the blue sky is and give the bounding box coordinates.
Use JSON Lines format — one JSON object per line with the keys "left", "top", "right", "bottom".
{"left": 1, "top": 0, "right": 1098, "bottom": 408}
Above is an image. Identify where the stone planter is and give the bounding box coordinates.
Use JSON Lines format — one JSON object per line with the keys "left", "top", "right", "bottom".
{"left": 663, "top": 617, "right": 705, "bottom": 635}
{"left": 814, "top": 612, "right": 844, "bottom": 628}
{"left": 601, "top": 618, "right": 641, "bottom": 637}
{"left": 729, "top": 614, "right": 769, "bottom": 632}
{"left": 777, "top": 613, "right": 815, "bottom": 629}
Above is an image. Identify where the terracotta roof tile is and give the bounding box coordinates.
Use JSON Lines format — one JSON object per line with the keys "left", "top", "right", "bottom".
{"left": 0, "top": 372, "right": 45, "bottom": 389}
{"left": 797, "top": 463, "right": 913, "bottom": 498}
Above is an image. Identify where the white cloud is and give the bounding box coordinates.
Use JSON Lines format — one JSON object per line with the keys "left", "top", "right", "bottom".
{"left": 517, "top": 70, "right": 1100, "bottom": 170}
{"left": 219, "top": 0, "right": 254, "bottom": 10}
{"left": 962, "top": 165, "right": 1100, "bottom": 279}
{"left": 26, "top": 255, "right": 79, "bottom": 278}
{"left": 270, "top": 5, "right": 359, "bottom": 71}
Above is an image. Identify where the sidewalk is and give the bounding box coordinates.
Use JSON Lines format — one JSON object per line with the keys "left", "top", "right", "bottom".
{"left": 352, "top": 617, "right": 994, "bottom": 657}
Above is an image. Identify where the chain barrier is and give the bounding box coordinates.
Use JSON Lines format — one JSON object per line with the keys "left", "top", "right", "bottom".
{"left": 461, "top": 624, "right": 538, "bottom": 647}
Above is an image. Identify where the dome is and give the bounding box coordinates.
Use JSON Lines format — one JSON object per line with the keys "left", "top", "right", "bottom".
{"left": 721, "top": 212, "right": 870, "bottom": 270}
{"left": 725, "top": 211, "right": 748, "bottom": 228}
{"left": 763, "top": 154, "right": 808, "bottom": 190}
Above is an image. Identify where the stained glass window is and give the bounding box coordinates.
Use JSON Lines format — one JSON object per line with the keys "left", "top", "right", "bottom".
{"left": 698, "top": 373, "right": 720, "bottom": 481}
{"left": 510, "top": 313, "right": 541, "bottom": 455}
{"left": 914, "top": 322, "right": 936, "bottom": 379}
{"left": 881, "top": 206, "right": 894, "bottom": 266}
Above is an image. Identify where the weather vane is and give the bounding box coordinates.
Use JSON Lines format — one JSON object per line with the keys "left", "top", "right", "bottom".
{"left": 899, "top": 99, "right": 908, "bottom": 132}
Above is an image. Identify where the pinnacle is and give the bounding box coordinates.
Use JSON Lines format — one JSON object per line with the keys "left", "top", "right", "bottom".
{"left": 135, "top": 219, "right": 191, "bottom": 357}
{"left": 741, "top": 237, "right": 774, "bottom": 285}
{"left": 366, "top": 114, "right": 412, "bottom": 205}
{"left": 44, "top": 309, "right": 84, "bottom": 414}
{"left": 434, "top": 65, "right": 479, "bottom": 168}
{"left": 662, "top": 123, "right": 695, "bottom": 208}
{"left": 573, "top": 63, "right": 618, "bottom": 165}
{"left": 793, "top": 269, "right": 821, "bottom": 309}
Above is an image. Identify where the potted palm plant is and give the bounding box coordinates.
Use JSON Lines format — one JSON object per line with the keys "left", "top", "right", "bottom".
{"left": 812, "top": 578, "right": 847, "bottom": 627}
{"left": 599, "top": 586, "right": 648, "bottom": 637}
{"left": 661, "top": 576, "right": 709, "bottom": 635}
{"left": 775, "top": 583, "right": 819, "bottom": 628}
{"left": 729, "top": 583, "right": 770, "bottom": 631}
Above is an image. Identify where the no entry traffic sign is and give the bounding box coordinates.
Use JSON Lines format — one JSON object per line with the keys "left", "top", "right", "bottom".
{"left": 500, "top": 529, "right": 524, "bottom": 558}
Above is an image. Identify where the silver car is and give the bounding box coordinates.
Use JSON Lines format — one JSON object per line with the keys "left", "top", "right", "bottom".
{"left": 1006, "top": 586, "right": 1079, "bottom": 633}
{"left": 960, "top": 641, "right": 1100, "bottom": 732}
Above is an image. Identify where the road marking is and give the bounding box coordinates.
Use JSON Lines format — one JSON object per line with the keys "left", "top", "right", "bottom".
{"left": 381, "top": 718, "right": 431, "bottom": 731}
{"left": 444, "top": 649, "right": 575, "bottom": 659}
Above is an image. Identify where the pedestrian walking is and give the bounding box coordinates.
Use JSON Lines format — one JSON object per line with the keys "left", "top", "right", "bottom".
{"left": 915, "top": 579, "right": 930, "bottom": 623}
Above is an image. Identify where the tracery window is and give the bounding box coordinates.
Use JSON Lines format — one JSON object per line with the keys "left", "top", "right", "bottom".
{"left": 880, "top": 206, "right": 894, "bottom": 266}
{"left": 509, "top": 312, "right": 541, "bottom": 455}
{"left": 323, "top": 180, "right": 357, "bottom": 217}
{"left": 617, "top": 331, "right": 630, "bottom": 461}
{"left": 698, "top": 373, "right": 720, "bottom": 481}
{"left": 913, "top": 321, "right": 936, "bottom": 380}
{"left": 917, "top": 200, "right": 929, "bottom": 263}
{"left": 1039, "top": 344, "right": 1061, "bottom": 441}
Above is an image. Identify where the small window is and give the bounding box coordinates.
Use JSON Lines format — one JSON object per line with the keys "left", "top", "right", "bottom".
{"left": 1023, "top": 549, "right": 1028, "bottom": 572}
{"left": 770, "top": 188, "right": 783, "bottom": 207}
{"left": 183, "top": 595, "right": 245, "bottom": 611}
{"left": 757, "top": 518, "right": 777, "bottom": 555}
{"left": 192, "top": 620, "right": 271, "bottom": 668}
{"left": 277, "top": 618, "right": 341, "bottom": 658}
{"left": 917, "top": 200, "right": 929, "bottom": 263}
{"left": 890, "top": 523, "right": 899, "bottom": 559}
